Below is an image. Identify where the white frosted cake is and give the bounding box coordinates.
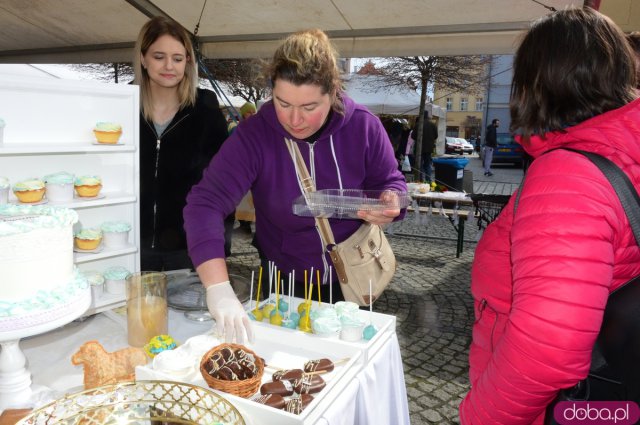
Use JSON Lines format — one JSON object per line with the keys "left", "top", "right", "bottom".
{"left": 0, "top": 204, "right": 89, "bottom": 330}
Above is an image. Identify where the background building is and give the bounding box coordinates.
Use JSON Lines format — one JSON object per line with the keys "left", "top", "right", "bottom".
{"left": 482, "top": 55, "right": 513, "bottom": 141}
{"left": 433, "top": 84, "right": 485, "bottom": 140}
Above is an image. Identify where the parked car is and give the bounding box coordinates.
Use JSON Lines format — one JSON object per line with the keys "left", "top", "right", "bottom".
{"left": 445, "top": 137, "right": 474, "bottom": 155}
{"left": 479, "top": 132, "right": 524, "bottom": 166}
{"left": 458, "top": 138, "right": 474, "bottom": 155}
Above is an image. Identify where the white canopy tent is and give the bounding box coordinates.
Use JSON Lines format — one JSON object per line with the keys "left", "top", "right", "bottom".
{"left": 2, "top": 0, "right": 632, "bottom": 63}
{"left": 344, "top": 74, "right": 447, "bottom": 152}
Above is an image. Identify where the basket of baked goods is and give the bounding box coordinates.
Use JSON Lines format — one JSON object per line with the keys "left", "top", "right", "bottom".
{"left": 200, "top": 343, "right": 265, "bottom": 398}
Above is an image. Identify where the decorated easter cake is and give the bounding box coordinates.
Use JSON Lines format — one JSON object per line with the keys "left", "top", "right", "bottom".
{"left": 0, "top": 204, "right": 88, "bottom": 327}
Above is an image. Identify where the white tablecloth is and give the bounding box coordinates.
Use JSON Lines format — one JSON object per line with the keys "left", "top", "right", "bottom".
{"left": 10, "top": 308, "right": 409, "bottom": 425}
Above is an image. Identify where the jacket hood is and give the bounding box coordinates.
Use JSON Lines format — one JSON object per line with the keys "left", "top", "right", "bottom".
{"left": 518, "top": 97, "right": 640, "bottom": 165}
{"left": 256, "top": 92, "right": 357, "bottom": 141}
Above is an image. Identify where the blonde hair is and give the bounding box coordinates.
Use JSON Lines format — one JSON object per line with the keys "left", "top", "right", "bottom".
{"left": 267, "top": 29, "right": 344, "bottom": 113}
{"left": 133, "top": 16, "right": 198, "bottom": 121}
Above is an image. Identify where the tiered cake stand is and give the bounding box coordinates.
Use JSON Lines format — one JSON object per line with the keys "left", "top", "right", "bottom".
{"left": 0, "top": 288, "right": 91, "bottom": 410}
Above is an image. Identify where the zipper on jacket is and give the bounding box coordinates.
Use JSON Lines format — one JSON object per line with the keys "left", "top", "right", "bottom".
{"left": 144, "top": 115, "right": 189, "bottom": 249}
{"left": 475, "top": 298, "right": 499, "bottom": 352}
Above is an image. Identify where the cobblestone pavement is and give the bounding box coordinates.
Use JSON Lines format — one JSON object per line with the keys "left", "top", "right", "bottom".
{"left": 225, "top": 157, "right": 524, "bottom": 425}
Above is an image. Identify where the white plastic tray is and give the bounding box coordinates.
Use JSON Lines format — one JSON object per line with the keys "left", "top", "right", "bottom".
{"left": 247, "top": 297, "right": 396, "bottom": 364}
{"left": 136, "top": 324, "right": 363, "bottom": 425}
{"left": 292, "top": 189, "right": 411, "bottom": 219}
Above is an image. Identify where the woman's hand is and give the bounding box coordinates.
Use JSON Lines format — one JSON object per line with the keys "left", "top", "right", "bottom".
{"left": 356, "top": 190, "right": 401, "bottom": 225}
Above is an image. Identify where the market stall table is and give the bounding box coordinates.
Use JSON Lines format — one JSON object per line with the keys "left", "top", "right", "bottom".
{"left": 407, "top": 191, "right": 473, "bottom": 257}
{"left": 8, "top": 307, "right": 409, "bottom": 425}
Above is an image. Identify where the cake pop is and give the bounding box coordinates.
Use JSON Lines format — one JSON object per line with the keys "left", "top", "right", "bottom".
{"left": 269, "top": 272, "right": 283, "bottom": 326}
{"left": 281, "top": 272, "right": 297, "bottom": 329}
{"left": 249, "top": 267, "right": 264, "bottom": 321}
{"left": 298, "top": 281, "right": 313, "bottom": 333}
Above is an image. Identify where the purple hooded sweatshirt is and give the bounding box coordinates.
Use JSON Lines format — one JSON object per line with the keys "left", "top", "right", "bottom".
{"left": 184, "top": 94, "right": 406, "bottom": 279}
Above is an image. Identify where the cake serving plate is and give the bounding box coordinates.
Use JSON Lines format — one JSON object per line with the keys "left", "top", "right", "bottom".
{"left": 16, "top": 380, "right": 245, "bottom": 425}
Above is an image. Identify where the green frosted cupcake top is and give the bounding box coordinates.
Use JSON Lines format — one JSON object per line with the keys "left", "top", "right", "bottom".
{"left": 74, "top": 175, "right": 101, "bottom": 186}
{"left": 95, "top": 122, "right": 121, "bottom": 132}
{"left": 74, "top": 228, "right": 102, "bottom": 240}
{"left": 101, "top": 221, "right": 131, "bottom": 232}
{"left": 44, "top": 171, "right": 74, "bottom": 185}
{"left": 103, "top": 266, "right": 131, "bottom": 281}
{"left": 13, "top": 178, "right": 45, "bottom": 191}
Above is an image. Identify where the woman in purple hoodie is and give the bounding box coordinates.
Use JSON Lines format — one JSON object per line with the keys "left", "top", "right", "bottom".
{"left": 184, "top": 29, "right": 406, "bottom": 343}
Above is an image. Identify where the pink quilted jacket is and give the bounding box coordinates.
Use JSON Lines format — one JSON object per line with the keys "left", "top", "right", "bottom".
{"left": 459, "top": 98, "right": 640, "bottom": 424}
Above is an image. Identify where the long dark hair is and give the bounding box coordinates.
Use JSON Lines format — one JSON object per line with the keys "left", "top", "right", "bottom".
{"left": 510, "top": 7, "right": 637, "bottom": 139}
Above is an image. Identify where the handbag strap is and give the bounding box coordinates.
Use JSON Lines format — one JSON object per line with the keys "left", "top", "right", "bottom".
{"left": 285, "top": 138, "right": 337, "bottom": 248}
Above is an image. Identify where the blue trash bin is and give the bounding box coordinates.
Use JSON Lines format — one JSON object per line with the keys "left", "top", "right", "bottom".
{"left": 433, "top": 156, "right": 469, "bottom": 191}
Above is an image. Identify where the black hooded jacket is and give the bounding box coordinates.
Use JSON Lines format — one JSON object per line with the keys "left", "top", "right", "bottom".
{"left": 140, "top": 88, "right": 228, "bottom": 252}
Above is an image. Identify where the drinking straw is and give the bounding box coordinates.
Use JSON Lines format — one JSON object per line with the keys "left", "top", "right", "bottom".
{"left": 249, "top": 270, "right": 255, "bottom": 311}
{"left": 316, "top": 269, "right": 321, "bottom": 307}
{"left": 329, "top": 266, "right": 333, "bottom": 306}
{"left": 288, "top": 272, "right": 292, "bottom": 317}
{"left": 256, "top": 266, "right": 263, "bottom": 306}
{"left": 268, "top": 261, "right": 274, "bottom": 303}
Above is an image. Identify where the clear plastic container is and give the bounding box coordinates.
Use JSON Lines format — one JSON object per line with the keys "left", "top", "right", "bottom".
{"left": 292, "top": 189, "right": 411, "bottom": 219}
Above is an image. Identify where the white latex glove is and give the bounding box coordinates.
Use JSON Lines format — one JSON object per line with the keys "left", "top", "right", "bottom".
{"left": 206, "top": 281, "right": 254, "bottom": 344}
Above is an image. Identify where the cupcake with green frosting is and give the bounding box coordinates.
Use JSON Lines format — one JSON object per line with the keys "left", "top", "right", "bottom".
{"left": 74, "top": 228, "right": 102, "bottom": 250}
{"left": 13, "top": 178, "right": 45, "bottom": 203}
{"left": 103, "top": 266, "right": 131, "bottom": 295}
{"left": 44, "top": 171, "right": 74, "bottom": 202}
{"left": 101, "top": 220, "right": 131, "bottom": 248}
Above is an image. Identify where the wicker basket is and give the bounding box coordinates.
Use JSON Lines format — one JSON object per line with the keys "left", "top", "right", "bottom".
{"left": 199, "top": 343, "right": 264, "bottom": 398}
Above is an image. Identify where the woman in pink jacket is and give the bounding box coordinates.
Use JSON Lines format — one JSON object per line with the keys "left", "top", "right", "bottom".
{"left": 460, "top": 8, "right": 640, "bottom": 424}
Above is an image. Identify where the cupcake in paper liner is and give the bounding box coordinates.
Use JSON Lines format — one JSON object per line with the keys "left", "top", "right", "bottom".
{"left": 103, "top": 266, "right": 130, "bottom": 295}
{"left": 101, "top": 220, "right": 131, "bottom": 248}
{"left": 0, "top": 176, "right": 9, "bottom": 204}
{"left": 44, "top": 171, "right": 74, "bottom": 202}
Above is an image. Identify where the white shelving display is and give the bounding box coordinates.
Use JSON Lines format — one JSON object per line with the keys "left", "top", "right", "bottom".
{"left": 0, "top": 75, "right": 140, "bottom": 316}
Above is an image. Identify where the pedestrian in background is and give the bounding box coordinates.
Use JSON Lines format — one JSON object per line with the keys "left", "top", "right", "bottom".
{"left": 411, "top": 111, "right": 438, "bottom": 182}
{"left": 483, "top": 118, "right": 499, "bottom": 176}
{"left": 134, "top": 16, "right": 230, "bottom": 270}
{"left": 460, "top": 7, "right": 640, "bottom": 424}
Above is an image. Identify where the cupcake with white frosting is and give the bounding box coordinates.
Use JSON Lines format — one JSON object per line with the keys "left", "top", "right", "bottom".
{"left": 103, "top": 266, "right": 131, "bottom": 295}
{"left": 0, "top": 176, "right": 9, "bottom": 205}
{"left": 101, "top": 221, "right": 131, "bottom": 248}
{"left": 44, "top": 171, "right": 74, "bottom": 202}
{"left": 84, "top": 270, "right": 105, "bottom": 301}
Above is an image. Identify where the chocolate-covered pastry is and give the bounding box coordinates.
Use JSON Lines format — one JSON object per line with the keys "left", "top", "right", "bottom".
{"left": 219, "top": 347, "right": 236, "bottom": 362}
{"left": 284, "top": 394, "right": 314, "bottom": 414}
{"left": 293, "top": 374, "right": 326, "bottom": 394}
{"left": 214, "top": 365, "right": 239, "bottom": 381}
{"left": 238, "top": 356, "right": 258, "bottom": 377}
{"left": 225, "top": 361, "right": 246, "bottom": 379}
{"left": 251, "top": 393, "right": 286, "bottom": 409}
{"left": 304, "top": 358, "right": 334, "bottom": 373}
{"left": 272, "top": 369, "right": 304, "bottom": 382}
{"left": 260, "top": 379, "right": 294, "bottom": 396}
